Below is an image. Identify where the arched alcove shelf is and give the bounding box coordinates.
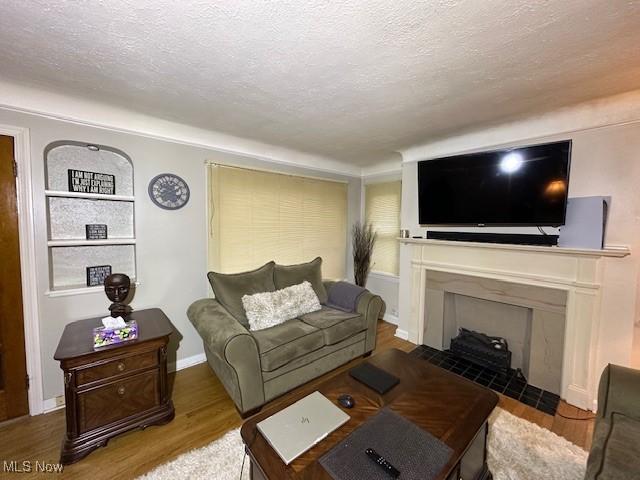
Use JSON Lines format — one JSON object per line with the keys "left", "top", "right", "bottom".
{"left": 44, "top": 141, "right": 137, "bottom": 295}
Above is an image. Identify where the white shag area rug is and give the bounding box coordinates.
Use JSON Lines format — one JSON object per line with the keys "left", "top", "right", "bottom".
{"left": 138, "top": 428, "right": 250, "bottom": 480}
{"left": 487, "top": 408, "right": 587, "bottom": 480}
{"left": 139, "top": 407, "right": 587, "bottom": 480}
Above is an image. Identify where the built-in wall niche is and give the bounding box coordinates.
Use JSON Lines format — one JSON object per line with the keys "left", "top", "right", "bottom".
{"left": 45, "top": 141, "right": 136, "bottom": 295}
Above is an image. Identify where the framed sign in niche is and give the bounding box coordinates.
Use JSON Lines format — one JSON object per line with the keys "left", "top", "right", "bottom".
{"left": 45, "top": 141, "right": 137, "bottom": 295}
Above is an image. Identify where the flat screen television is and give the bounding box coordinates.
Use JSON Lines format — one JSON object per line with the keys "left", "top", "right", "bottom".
{"left": 417, "top": 140, "right": 571, "bottom": 226}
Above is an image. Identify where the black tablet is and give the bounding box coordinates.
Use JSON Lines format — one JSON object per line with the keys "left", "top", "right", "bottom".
{"left": 349, "top": 362, "right": 400, "bottom": 394}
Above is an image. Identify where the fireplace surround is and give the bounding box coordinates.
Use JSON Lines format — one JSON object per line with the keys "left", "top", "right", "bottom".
{"left": 401, "top": 238, "right": 630, "bottom": 410}
{"left": 426, "top": 272, "right": 566, "bottom": 394}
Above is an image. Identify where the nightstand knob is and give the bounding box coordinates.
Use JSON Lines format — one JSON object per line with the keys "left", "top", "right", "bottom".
{"left": 117, "top": 386, "right": 126, "bottom": 396}
{"left": 117, "top": 362, "right": 126, "bottom": 372}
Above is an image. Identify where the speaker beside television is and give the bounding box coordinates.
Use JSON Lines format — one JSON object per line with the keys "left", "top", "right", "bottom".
{"left": 558, "top": 196, "right": 610, "bottom": 249}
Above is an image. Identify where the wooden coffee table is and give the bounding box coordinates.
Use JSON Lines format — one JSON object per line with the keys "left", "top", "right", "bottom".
{"left": 241, "top": 348, "right": 498, "bottom": 480}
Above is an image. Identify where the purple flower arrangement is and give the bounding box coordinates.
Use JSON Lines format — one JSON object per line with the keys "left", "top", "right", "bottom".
{"left": 93, "top": 320, "right": 138, "bottom": 349}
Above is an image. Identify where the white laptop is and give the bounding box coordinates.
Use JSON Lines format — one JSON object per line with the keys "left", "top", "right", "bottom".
{"left": 257, "top": 391, "right": 350, "bottom": 465}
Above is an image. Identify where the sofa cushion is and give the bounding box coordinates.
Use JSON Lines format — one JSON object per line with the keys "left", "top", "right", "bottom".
{"left": 586, "top": 412, "right": 640, "bottom": 479}
{"left": 262, "top": 331, "right": 366, "bottom": 382}
{"left": 299, "top": 306, "right": 365, "bottom": 345}
{"left": 251, "top": 319, "right": 325, "bottom": 372}
{"left": 274, "top": 257, "right": 327, "bottom": 304}
{"left": 207, "top": 261, "right": 276, "bottom": 328}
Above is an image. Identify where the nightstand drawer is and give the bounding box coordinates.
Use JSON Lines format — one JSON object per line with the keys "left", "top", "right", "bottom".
{"left": 76, "top": 351, "right": 158, "bottom": 385}
{"left": 78, "top": 371, "right": 159, "bottom": 433}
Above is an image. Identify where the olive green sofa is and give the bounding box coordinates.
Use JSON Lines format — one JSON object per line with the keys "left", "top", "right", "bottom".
{"left": 585, "top": 364, "right": 640, "bottom": 479}
{"left": 187, "top": 258, "right": 383, "bottom": 416}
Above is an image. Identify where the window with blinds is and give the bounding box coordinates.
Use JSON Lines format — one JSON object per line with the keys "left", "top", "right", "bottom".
{"left": 365, "top": 180, "right": 402, "bottom": 276}
{"left": 207, "top": 164, "right": 348, "bottom": 279}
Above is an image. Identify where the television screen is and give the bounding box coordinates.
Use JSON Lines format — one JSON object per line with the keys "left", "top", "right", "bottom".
{"left": 418, "top": 140, "right": 571, "bottom": 226}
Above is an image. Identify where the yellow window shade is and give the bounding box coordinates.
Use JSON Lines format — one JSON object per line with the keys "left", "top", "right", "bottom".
{"left": 365, "top": 180, "right": 402, "bottom": 276}
{"left": 207, "top": 164, "right": 348, "bottom": 279}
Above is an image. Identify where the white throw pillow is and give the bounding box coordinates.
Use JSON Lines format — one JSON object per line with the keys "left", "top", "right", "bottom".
{"left": 242, "top": 281, "right": 321, "bottom": 331}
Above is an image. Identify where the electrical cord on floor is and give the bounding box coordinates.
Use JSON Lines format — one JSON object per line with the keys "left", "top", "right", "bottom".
{"left": 240, "top": 427, "right": 260, "bottom": 480}
{"left": 240, "top": 451, "right": 247, "bottom": 480}
{"left": 555, "top": 411, "right": 597, "bottom": 421}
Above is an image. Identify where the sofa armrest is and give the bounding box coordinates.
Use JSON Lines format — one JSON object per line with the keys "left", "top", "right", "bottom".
{"left": 188, "top": 298, "right": 249, "bottom": 351}
{"left": 187, "top": 298, "right": 264, "bottom": 413}
{"left": 322, "top": 280, "right": 336, "bottom": 296}
{"left": 356, "top": 290, "right": 384, "bottom": 353}
{"left": 321, "top": 281, "right": 382, "bottom": 352}
{"left": 597, "top": 364, "right": 640, "bottom": 421}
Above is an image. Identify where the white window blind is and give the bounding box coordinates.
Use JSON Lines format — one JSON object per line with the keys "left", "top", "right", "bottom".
{"left": 365, "top": 180, "right": 402, "bottom": 276}
{"left": 208, "top": 164, "right": 348, "bottom": 279}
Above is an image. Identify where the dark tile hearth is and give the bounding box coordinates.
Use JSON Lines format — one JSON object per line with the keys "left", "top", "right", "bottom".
{"left": 411, "top": 345, "right": 560, "bottom": 416}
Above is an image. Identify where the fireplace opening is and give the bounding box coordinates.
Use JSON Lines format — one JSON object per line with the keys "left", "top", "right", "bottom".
{"left": 435, "top": 291, "right": 564, "bottom": 396}
{"left": 450, "top": 327, "right": 520, "bottom": 379}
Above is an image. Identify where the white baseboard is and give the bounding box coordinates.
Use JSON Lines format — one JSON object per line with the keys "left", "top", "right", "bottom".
{"left": 173, "top": 352, "right": 207, "bottom": 372}
{"left": 43, "top": 397, "right": 64, "bottom": 414}
{"left": 394, "top": 328, "right": 409, "bottom": 340}
{"left": 43, "top": 352, "right": 208, "bottom": 413}
{"left": 382, "top": 313, "right": 399, "bottom": 325}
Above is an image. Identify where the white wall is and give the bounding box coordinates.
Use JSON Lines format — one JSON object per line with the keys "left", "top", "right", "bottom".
{"left": 0, "top": 107, "right": 361, "bottom": 404}
{"left": 366, "top": 273, "right": 400, "bottom": 323}
{"left": 398, "top": 90, "right": 640, "bottom": 370}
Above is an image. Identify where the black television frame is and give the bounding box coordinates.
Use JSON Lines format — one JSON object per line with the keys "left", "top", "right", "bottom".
{"left": 417, "top": 139, "right": 572, "bottom": 227}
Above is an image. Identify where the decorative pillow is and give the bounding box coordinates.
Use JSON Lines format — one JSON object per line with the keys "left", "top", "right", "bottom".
{"left": 207, "top": 261, "right": 276, "bottom": 328}
{"left": 274, "top": 257, "right": 327, "bottom": 304}
{"left": 242, "top": 281, "right": 321, "bottom": 331}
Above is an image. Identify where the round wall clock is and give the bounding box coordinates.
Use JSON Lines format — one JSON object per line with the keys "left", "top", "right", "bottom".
{"left": 148, "top": 173, "right": 190, "bottom": 210}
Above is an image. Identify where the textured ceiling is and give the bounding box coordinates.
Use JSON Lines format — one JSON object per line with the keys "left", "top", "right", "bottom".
{"left": 1, "top": 0, "right": 640, "bottom": 167}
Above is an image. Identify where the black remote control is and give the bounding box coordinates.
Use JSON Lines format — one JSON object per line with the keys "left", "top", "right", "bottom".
{"left": 365, "top": 448, "right": 401, "bottom": 478}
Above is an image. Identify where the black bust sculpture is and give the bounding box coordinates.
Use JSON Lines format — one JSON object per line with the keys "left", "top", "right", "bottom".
{"left": 104, "top": 273, "right": 133, "bottom": 318}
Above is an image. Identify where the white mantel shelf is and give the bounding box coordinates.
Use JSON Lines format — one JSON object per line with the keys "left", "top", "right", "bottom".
{"left": 398, "top": 238, "right": 630, "bottom": 258}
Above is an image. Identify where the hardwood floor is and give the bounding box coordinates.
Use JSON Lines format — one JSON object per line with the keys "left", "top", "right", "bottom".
{"left": 0, "top": 321, "right": 594, "bottom": 478}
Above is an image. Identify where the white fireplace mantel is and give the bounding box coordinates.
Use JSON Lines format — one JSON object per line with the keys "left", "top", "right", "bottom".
{"left": 400, "top": 238, "right": 630, "bottom": 258}
{"left": 400, "top": 238, "right": 630, "bottom": 410}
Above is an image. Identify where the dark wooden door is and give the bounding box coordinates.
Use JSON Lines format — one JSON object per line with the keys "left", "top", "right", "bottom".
{"left": 0, "top": 135, "right": 29, "bottom": 421}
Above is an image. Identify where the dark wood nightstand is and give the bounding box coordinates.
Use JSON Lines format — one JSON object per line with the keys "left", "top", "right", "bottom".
{"left": 54, "top": 308, "right": 175, "bottom": 465}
